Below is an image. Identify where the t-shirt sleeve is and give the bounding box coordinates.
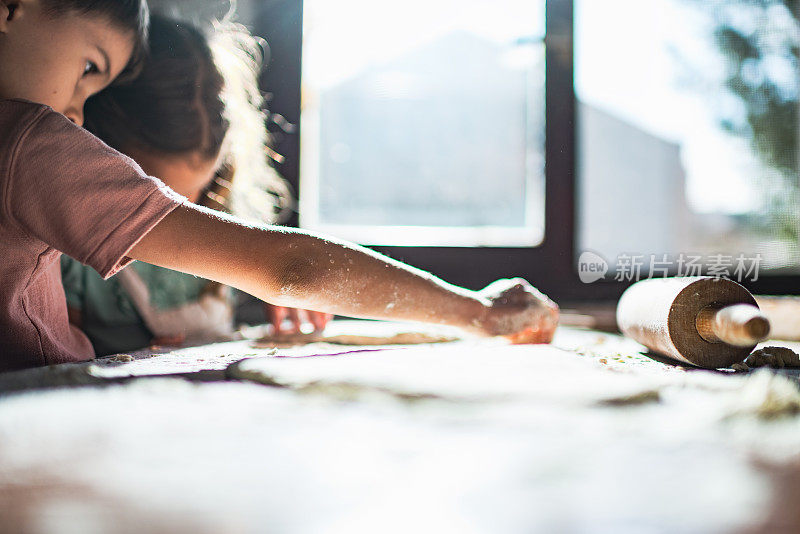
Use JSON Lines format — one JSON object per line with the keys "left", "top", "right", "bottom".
{"left": 4, "top": 108, "right": 186, "bottom": 279}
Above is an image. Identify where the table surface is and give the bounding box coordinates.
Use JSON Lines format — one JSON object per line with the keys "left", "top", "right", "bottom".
{"left": 1, "top": 321, "right": 799, "bottom": 534}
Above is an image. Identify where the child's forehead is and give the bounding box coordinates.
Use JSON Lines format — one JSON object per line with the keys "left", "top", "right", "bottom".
{"left": 75, "top": 15, "right": 137, "bottom": 72}
{"left": 80, "top": 13, "right": 137, "bottom": 43}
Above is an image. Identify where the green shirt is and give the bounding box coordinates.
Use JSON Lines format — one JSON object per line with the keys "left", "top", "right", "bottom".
{"left": 61, "top": 256, "right": 217, "bottom": 356}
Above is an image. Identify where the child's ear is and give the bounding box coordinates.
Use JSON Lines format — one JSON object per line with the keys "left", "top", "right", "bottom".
{"left": 0, "top": 1, "right": 20, "bottom": 33}
{"left": 0, "top": 1, "right": 15, "bottom": 34}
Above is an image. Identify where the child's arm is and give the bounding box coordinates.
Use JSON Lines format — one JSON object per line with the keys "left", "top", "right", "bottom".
{"left": 129, "top": 204, "right": 558, "bottom": 340}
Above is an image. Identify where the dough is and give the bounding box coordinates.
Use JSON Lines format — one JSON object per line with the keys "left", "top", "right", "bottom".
{"left": 598, "top": 389, "right": 661, "bottom": 406}
{"left": 106, "top": 354, "right": 134, "bottom": 363}
{"left": 254, "top": 331, "right": 459, "bottom": 348}
{"left": 731, "top": 370, "right": 800, "bottom": 419}
{"left": 742, "top": 346, "right": 800, "bottom": 370}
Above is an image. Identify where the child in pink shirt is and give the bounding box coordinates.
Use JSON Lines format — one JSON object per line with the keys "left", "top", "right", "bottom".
{"left": 0, "top": 0, "right": 558, "bottom": 372}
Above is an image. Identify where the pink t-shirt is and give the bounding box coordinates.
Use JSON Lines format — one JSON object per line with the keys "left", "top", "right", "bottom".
{"left": 0, "top": 100, "right": 185, "bottom": 371}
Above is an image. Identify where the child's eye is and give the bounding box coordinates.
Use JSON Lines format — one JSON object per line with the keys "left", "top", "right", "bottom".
{"left": 83, "top": 60, "right": 99, "bottom": 77}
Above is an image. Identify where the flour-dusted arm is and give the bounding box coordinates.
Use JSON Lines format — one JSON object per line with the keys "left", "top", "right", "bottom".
{"left": 129, "top": 203, "right": 559, "bottom": 341}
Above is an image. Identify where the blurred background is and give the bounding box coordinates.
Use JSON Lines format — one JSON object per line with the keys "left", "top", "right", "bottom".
{"left": 151, "top": 0, "right": 799, "bottom": 304}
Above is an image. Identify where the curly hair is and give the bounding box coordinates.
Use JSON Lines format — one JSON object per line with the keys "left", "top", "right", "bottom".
{"left": 209, "top": 19, "right": 294, "bottom": 223}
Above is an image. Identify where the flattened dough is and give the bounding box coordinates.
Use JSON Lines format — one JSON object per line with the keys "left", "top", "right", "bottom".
{"left": 254, "top": 331, "right": 459, "bottom": 348}
{"left": 251, "top": 320, "right": 462, "bottom": 348}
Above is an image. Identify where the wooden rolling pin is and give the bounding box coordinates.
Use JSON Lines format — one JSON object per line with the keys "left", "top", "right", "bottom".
{"left": 754, "top": 296, "right": 800, "bottom": 341}
{"left": 616, "top": 277, "right": 770, "bottom": 368}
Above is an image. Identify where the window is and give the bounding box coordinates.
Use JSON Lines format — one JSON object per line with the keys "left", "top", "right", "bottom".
{"left": 576, "top": 0, "right": 800, "bottom": 280}
{"left": 300, "top": 0, "right": 547, "bottom": 246}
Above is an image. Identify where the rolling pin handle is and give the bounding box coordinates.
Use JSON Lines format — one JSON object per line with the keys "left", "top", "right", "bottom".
{"left": 696, "top": 304, "right": 770, "bottom": 347}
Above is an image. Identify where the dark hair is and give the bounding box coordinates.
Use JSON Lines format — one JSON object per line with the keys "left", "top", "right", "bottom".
{"left": 41, "top": 0, "right": 149, "bottom": 83}
{"left": 85, "top": 14, "right": 294, "bottom": 223}
{"left": 84, "top": 15, "right": 227, "bottom": 160}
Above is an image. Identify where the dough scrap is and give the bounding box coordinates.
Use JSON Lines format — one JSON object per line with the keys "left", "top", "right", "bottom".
{"left": 598, "top": 389, "right": 661, "bottom": 406}
{"left": 729, "top": 370, "right": 800, "bottom": 419}
{"left": 744, "top": 346, "right": 800, "bottom": 369}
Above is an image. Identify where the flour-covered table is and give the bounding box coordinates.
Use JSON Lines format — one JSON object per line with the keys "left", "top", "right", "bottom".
{"left": 1, "top": 321, "right": 799, "bottom": 533}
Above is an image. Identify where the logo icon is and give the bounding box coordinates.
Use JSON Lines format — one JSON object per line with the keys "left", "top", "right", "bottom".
{"left": 578, "top": 251, "right": 608, "bottom": 284}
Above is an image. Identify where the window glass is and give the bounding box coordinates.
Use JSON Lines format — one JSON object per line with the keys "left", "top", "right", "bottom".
{"left": 301, "top": 0, "right": 547, "bottom": 246}
{"left": 576, "top": 0, "right": 799, "bottom": 278}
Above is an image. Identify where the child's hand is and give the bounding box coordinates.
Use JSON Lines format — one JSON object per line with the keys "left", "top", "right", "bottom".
{"left": 150, "top": 333, "right": 186, "bottom": 348}
{"left": 263, "top": 303, "right": 334, "bottom": 334}
{"left": 477, "top": 278, "right": 559, "bottom": 344}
